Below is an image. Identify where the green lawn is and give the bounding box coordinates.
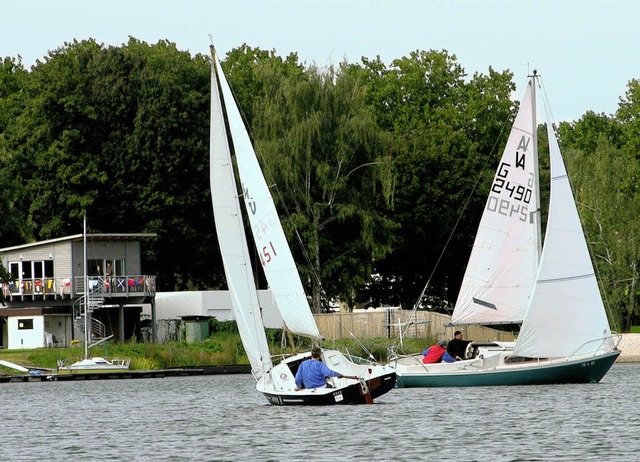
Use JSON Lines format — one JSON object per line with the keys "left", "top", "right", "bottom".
{"left": 0, "top": 333, "right": 430, "bottom": 375}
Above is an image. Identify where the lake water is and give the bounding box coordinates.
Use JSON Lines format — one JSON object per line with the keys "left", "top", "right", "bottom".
{"left": 1, "top": 363, "right": 637, "bottom": 461}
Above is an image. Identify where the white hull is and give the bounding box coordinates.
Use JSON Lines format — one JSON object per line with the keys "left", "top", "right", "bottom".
{"left": 57, "top": 357, "right": 130, "bottom": 374}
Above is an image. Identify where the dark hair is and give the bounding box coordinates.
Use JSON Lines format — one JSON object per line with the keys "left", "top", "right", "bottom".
{"left": 311, "top": 347, "right": 322, "bottom": 358}
{"left": 454, "top": 331, "right": 462, "bottom": 336}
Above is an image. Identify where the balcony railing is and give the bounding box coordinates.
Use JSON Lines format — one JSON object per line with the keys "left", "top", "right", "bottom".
{"left": 74, "top": 275, "right": 156, "bottom": 296}
{"left": 1, "top": 275, "right": 156, "bottom": 299}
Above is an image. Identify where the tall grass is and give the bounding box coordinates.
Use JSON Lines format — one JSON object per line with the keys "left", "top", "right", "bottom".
{"left": 0, "top": 332, "right": 435, "bottom": 374}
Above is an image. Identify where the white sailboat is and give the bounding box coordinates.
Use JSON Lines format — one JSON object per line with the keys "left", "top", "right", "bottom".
{"left": 392, "top": 72, "right": 620, "bottom": 387}
{"left": 209, "top": 46, "right": 395, "bottom": 404}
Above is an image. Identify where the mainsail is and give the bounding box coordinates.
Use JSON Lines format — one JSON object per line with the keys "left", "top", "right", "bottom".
{"left": 451, "top": 81, "right": 541, "bottom": 325}
{"left": 213, "top": 54, "right": 321, "bottom": 340}
{"left": 514, "top": 122, "right": 614, "bottom": 358}
{"left": 210, "top": 49, "right": 273, "bottom": 378}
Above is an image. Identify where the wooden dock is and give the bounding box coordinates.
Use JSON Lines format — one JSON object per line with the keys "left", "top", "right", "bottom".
{"left": 0, "top": 364, "right": 251, "bottom": 383}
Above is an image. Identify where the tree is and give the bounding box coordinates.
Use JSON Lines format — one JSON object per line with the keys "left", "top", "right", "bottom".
{"left": 249, "top": 55, "right": 396, "bottom": 311}
{"left": 564, "top": 139, "right": 640, "bottom": 331}
{"left": 348, "top": 50, "right": 516, "bottom": 310}
{"left": 617, "top": 78, "right": 640, "bottom": 157}
{"left": 0, "top": 57, "right": 30, "bottom": 244}
{"left": 557, "top": 111, "right": 623, "bottom": 156}
{"left": 221, "top": 44, "right": 305, "bottom": 129}
{"left": 3, "top": 39, "right": 222, "bottom": 290}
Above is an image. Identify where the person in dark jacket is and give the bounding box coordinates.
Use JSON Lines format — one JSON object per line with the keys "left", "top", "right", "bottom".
{"left": 447, "top": 330, "right": 472, "bottom": 360}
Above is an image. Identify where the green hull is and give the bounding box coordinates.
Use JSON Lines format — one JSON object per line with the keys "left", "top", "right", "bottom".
{"left": 396, "top": 350, "right": 620, "bottom": 388}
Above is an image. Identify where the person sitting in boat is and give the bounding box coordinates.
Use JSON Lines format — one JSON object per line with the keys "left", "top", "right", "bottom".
{"left": 447, "top": 330, "right": 472, "bottom": 360}
{"left": 441, "top": 350, "right": 457, "bottom": 363}
{"left": 294, "top": 347, "right": 343, "bottom": 390}
{"left": 422, "top": 340, "right": 447, "bottom": 364}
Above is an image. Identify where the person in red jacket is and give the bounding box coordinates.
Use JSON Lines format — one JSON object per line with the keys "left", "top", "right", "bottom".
{"left": 422, "top": 340, "right": 447, "bottom": 364}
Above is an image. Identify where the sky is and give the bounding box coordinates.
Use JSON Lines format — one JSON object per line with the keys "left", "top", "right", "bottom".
{"left": 2, "top": 0, "right": 639, "bottom": 122}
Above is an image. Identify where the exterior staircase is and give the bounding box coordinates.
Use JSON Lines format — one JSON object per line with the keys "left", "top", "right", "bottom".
{"left": 73, "top": 289, "right": 112, "bottom": 348}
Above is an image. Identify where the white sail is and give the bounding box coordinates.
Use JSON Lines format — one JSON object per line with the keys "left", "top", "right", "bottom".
{"left": 451, "top": 81, "right": 540, "bottom": 325}
{"left": 213, "top": 56, "right": 321, "bottom": 340}
{"left": 392, "top": 75, "right": 619, "bottom": 388}
{"left": 514, "top": 122, "right": 614, "bottom": 358}
{"left": 210, "top": 50, "right": 273, "bottom": 378}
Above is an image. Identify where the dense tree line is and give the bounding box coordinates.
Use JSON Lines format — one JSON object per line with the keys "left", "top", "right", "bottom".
{"left": 1, "top": 38, "right": 639, "bottom": 330}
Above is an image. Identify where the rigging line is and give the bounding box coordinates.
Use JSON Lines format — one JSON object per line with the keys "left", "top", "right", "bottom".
{"left": 402, "top": 88, "right": 517, "bottom": 329}
{"left": 215, "top": 54, "right": 299, "bottom": 290}
{"left": 537, "top": 74, "right": 556, "bottom": 131}
{"left": 275, "top": 181, "right": 324, "bottom": 290}
{"left": 218, "top": 54, "right": 359, "bottom": 350}
{"left": 347, "top": 330, "right": 377, "bottom": 362}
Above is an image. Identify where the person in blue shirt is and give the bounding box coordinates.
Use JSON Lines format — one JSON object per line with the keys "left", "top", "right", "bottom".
{"left": 441, "top": 350, "right": 457, "bottom": 363}
{"left": 294, "top": 347, "right": 343, "bottom": 390}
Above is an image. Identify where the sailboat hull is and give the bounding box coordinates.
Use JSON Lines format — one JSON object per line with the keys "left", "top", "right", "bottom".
{"left": 260, "top": 372, "right": 397, "bottom": 406}
{"left": 256, "top": 350, "right": 396, "bottom": 405}
{"left": 394, "top": 349, "right": 620, "bottom": 388}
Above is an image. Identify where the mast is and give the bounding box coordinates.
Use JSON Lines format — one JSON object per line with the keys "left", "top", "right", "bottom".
{"left": 83, "top": 215, "right": 89, "bottom": 360}
{"left": 530, "top": 70, "right": 542, "bottom": 258}
{"left": 210, "top": 46, "right": 274, "bottom": 377}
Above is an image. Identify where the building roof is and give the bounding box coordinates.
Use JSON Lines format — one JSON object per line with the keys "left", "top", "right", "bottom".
{"left": 0, "top": 233, "right": 157, "bottom": 252}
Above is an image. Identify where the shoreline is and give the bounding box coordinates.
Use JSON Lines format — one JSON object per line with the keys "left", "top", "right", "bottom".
{"left": 0, "top": 364, "right": 252, "bottom": 383}
{"left": 616, "top": 333, "right": 640, "bottom": 363}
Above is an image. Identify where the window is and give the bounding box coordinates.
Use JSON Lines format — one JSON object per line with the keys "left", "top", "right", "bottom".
{"left": 9, "top": 262, "right": 19, "bottom": 279}
{"left": 88, "top": 259, "right": 124, "bottom": 276}
{"left": 88, "top": 259, "right": 102, "bottom": 276}
{"left": 44, "top": 260, "right": 54, "bottom": 277}
{"left": 18, "top": 319, "right": 34, "bottom": 330}
{"left": 114, "top": 259, "right": 124, "bottom": 276}
{"left": 34, "top": 261, "right": 44, "bottom": 279}
{"left": 22, "top": 261, "right": 33, "bottom": 279}
{"left": 8, "top": 260, "right": 55, "bottom": 294}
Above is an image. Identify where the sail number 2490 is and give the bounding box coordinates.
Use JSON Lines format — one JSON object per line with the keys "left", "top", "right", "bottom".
{"left": 487, "top": 161, "right": 533, "bottom": 222}
{"left": 491, "top": 162, "right": 533, "bottom": 204}
{"left": 260, "top": 242, "right": 278, "bottom": 266}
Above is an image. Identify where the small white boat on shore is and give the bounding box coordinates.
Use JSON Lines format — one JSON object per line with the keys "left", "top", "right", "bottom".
{"left": 56, "top": 357, "right": 130, "bottom": 374}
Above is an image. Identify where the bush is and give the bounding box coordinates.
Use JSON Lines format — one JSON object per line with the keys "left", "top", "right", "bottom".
{"left": 208, "top": 318, "right": 239, "bottom": 335}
